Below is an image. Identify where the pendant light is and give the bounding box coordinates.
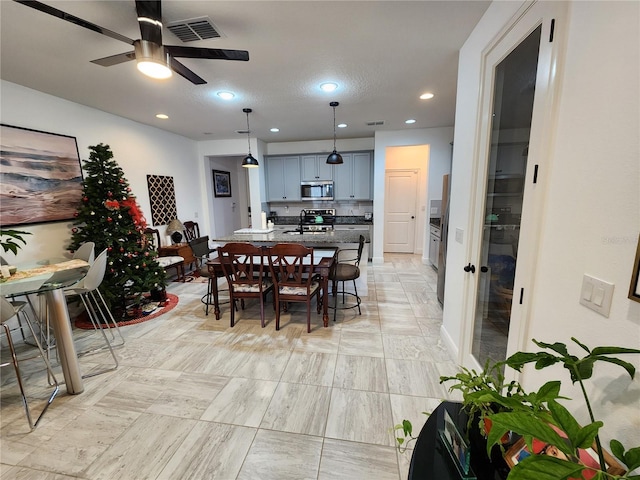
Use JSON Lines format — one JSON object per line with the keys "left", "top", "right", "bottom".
{"left": 242, "top": 108, "right": 259, "bottom": 168}
{"left": 326, "top": 101, "right": 343, "bottom": 165}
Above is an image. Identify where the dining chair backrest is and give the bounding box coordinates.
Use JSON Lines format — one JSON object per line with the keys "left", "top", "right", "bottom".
{"left": 218, "top": 242, "right": 267, "bottom": 286}
{"left": 183, "top": 221, "right": 200, "bottom": 242}
{"left": 73, "top": 242, "right": 96, "bottom": 264}
{"left": 81, "top": 248, "right": 108, "bottom": 292}
{"left": 190, "top": 236, "right": 213, "bottom": 259}
{"left": 0, "top": 296, "right": 16, "bottom": 323}
{"left": 144, "top": 228, "right": 161, "bottom": 250}
{"left": 267, "top": 243, "right": 314, "bottom": 288}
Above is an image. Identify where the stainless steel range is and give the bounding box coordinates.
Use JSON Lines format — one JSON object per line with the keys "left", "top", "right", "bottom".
{"left": 300, "top": 208, "right": 335, "bottom": 233}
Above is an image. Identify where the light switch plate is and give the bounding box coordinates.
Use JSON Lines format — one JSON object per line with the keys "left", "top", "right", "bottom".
{"left": 579, "top": 274, "right": 614, "bottom": 317}
{"left": 455, "top": 228, "right": 464, "bottom": 244}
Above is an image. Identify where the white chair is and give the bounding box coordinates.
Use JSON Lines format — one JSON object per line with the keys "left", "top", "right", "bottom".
{"left": 1, "top": 296, "right": 59, "bottom": 430}
{"left": 72, "top": 242, "right": 95, "bottom": 264}
{"left": 63, "top": 249, "right": 122, "bottom": 377}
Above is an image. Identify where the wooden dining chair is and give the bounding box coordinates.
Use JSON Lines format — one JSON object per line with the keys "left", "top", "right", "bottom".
{"left": 182, "top": 221, "right": 200, "bottom": 243}
{"left": 218, "top": 243, "right": 273, "bottom": 328}
{"left": 267, "top": 243, "right": 322, "bottom": 333}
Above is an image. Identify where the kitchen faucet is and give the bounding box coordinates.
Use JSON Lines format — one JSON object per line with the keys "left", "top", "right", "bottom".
{"left": 298, "top": 209, "right": 306, "bottom": 234}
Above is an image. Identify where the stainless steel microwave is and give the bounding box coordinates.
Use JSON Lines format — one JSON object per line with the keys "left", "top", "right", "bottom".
{"left": 301, "top": 181, "right": 333, "bottom": 201}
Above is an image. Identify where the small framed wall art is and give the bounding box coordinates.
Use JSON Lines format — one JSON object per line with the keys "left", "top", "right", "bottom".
{"left": 213, "top": 170, "right": 232, "bottom": 197}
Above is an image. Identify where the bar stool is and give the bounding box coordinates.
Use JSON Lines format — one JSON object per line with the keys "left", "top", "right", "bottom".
{"left": 1, "top": 296, "right": 59, "bottom": 430}
{"left": 329, "top": 235, "right": 365, "bottom": 322}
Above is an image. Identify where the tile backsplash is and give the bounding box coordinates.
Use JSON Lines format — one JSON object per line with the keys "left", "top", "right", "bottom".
{"left": 266, "top": 201, "right": 373, "bottom": 217}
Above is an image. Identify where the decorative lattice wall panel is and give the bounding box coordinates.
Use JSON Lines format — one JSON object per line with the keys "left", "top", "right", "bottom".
{"left": 147, "top": 175, "right": 177, "bottom": 226}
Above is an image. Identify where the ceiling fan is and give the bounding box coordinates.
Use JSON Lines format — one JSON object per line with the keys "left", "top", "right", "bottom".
{"left": 14, "top": 0, "right": 249, "bottom": 85}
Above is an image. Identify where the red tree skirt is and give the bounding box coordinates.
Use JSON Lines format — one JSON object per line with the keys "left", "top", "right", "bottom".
{"left": 74, "top": 293, "right": 179, "bottom": 329}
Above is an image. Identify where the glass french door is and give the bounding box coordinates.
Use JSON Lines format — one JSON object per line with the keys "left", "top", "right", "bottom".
{"left": 471, "top": 25, "right": 542, "bottom": 366}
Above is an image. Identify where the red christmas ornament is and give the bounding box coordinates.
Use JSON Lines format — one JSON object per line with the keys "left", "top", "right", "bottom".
{"left": 120, "top": 247, "right": 125, "bottom": 253}
{"left": 72, "top": 227, "right": 78, "bottom": 233}
{"left": 119, "top": 179, "right": 124, "bottom": 183}
{"left": 83, "top": 196, "right": 89, "bottom": 202}
{"left": 107, "top": 191, "right": 113, "bottom": 197}
{"left": 107, "top": 217, "right": 113, "bottom": 222}
{"left": 108, "top": 247, "right": 113, "bottom": 252}
{"left": 74, "top": 211, "right": 79, "bottom": 217}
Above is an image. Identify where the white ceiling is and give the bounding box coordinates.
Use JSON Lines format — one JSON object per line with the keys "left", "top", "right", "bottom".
{"left": 0, "top": 1, "right": 490, "bottom": 143}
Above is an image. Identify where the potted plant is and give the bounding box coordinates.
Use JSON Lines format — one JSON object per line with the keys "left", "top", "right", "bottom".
{"left": 395, "top": 338, "right": 640, "bottom": 480}
{"left": 484, "top": 338, "right": 640, "bottom": 480}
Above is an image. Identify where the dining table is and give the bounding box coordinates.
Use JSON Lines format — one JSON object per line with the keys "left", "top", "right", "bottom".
{"left": 206, "top": 247, "right": 338, "bottom": 327}
{"left": 0, "top": 258, "right": 90, "bottom": 394}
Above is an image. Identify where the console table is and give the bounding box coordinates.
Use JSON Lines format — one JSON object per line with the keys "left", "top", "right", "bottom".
{"left": 408, "top": 401, "right": 510, "bottom": 480}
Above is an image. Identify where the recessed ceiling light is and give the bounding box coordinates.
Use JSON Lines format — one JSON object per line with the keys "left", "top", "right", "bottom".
{"left": 405, "top": 119, "right": 416, "bottom": 124}
{"left": 420, "top": 92, "right": 435, "bottom": 100}
{"left": 320, "top": 82, "right": 338, "bottom": 92}
{"left": 217, "top": 91, "right": 235, "bottom": 100}
{"left": 155, "top": 113, "right": 169, "bottom": 119}
{"left": 338, "top": 123, "right": 347, "bottom": 128}
{"left": 270, "top": 128, "right": 280, "bottom": 133}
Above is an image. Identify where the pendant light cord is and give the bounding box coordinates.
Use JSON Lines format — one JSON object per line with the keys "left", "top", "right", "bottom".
{"left": 333, "top": 105, "right": 337, "bottom": 151}
{"left": 246, "top": 111, "right": 252, "bottom": 155}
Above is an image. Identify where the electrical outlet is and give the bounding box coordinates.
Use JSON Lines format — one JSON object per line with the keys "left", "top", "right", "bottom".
{"left": 194, "top": 212, "right": 198, "bottom": 218}
{"left": 579, "top": 274, "right": 614, "bottom": 317}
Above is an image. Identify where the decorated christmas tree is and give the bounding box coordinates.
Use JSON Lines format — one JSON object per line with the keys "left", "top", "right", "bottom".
{"left": 68, "top": 144, "right": 166, "bottom": 318}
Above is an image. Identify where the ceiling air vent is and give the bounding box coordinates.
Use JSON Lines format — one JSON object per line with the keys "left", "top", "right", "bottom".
{"left": 236, "top": 130, "right": 250, "bottom": 135}
{"left": 366, "top": 121, "right": 385, "bottom": 126}
{"left": 167, "top": 17, "right": 222, "bottom": 42}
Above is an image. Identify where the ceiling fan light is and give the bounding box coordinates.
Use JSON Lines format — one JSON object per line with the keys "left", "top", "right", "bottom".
{"left": 134, "top": 40, "right": 172, "bottom": 79}
{"left": 326, "top": 150, "right": 343, "bottom": 165}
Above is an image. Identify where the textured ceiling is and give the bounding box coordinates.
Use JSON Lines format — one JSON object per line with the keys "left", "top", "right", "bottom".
{"left": 0, "top": 1, "right": 490, "bottom": 143}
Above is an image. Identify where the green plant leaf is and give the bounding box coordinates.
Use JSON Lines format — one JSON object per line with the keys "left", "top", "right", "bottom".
{"left": 533, "top": 340, "right": 570, "bottom": 357}
{"left": 536, "top": 381, "right": 562, "bottom": 402}
{"left": 590, "top": 346, "right": 640, "bottom": 356}
{"left": 572, "top": 358, "right": 596, "bottom": 381}
{"left": 623, "top": 445, "right": 640, "bottom": 471}
{"left": 504, "top": 352, "right": 544, "bottom": 370}
{"left": 547, "top": 400, "right": 582, "bottom": 443}
{"left": 402, "top": 419, "right": 412, "bottom": 437}
{"left": 508, "top": 454, "right": 587, "bottom": 480}
{"left": 488, "top": 412, "right": 574, "bottom": 458}
{"left": 592, "top": 356, "right": 637, "bottom": 379}
{"left": 610, "top": 439, "right": 625, "bottom": 464}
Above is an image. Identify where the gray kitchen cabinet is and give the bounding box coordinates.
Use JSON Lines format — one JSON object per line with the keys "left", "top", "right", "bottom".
{"left": 334, "top": 224, "right": 373, "bottom": 260}
{"left": 334, "top": 151, "right": 373, "bottom": 200}
{"left": 266, "top": 156, "right": 301, "bottom": 201}
{"left": 301, "top": 155, "right": 333, "bottom": 181}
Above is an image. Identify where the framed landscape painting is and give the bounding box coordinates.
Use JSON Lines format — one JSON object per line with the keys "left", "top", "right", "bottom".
{"left": 0, "top": 124, "right": 83, "bottom": 226}
{"left": 213, "top": 169, "right": 232, "bottom": 197}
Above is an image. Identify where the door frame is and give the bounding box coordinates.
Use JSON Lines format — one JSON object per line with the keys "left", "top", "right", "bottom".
{"left": 459, "top": 1, "right": 568, "bottom": 375}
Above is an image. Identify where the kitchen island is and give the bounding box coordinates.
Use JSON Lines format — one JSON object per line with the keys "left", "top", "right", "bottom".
{"left": 211, "top": 229, "right": 369, "bottom": 296}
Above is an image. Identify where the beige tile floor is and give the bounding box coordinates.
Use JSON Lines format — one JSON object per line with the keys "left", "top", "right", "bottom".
{"left": 1, "top": 253, "right": 459, "bottom": 480}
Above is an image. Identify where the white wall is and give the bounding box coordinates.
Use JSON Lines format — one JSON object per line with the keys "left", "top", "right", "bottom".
{"left": 373, "top": 127, "right": 454, "bottom": 264}
{"left": 207, "top": 156, "right": 248, "bottom": 237}
{"left": 0, "top": 81, "right": 201, "bottom": 262}
{"left": 444, "top": 0, "right": 639, "bottom": 452}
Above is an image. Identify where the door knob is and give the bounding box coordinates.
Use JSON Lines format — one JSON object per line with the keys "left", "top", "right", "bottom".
{"left": 463, "top": 263, "right": 476, "bottom": 273}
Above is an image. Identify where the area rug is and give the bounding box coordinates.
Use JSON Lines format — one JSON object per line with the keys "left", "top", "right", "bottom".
{"left": 74, "top": 293, "right": 179, "bottom": 329}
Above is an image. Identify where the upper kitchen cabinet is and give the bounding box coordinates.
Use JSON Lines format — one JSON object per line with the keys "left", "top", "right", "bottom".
{"left": 266, "top": 156, "right": 301, "bottom": 202}
{"left": 301, "top": 155, "right": 333, "bottom": 181}
{"left": 334, "top": 151, "right": 373, "bottom": 200}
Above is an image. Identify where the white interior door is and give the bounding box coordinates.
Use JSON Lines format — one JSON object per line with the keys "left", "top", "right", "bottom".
{"left": 384, "top": 169, "right": 418, "bottom": 253}
{"left": 460, "top": 1, "right": 567, "bottom": 373}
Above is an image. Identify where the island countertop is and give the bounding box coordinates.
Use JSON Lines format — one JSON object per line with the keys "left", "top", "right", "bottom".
{"left": 212, "top": 229, "right": 370, "bottom": 245}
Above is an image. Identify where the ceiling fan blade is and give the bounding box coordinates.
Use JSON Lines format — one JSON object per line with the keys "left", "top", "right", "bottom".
{"left": 14, "top": 0, "right": 134, "bottom": 45}
{"left": 91, "top": 51, "right": 136, "bottom": 67}
{"left": 169, "top": 57, "right": 207, "bottom": 85}
{"left": 165, "top": 46, "right": 249, "bottom": 62}
{"left": 135, "top": 0, "right": 162, "bottom": 46}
